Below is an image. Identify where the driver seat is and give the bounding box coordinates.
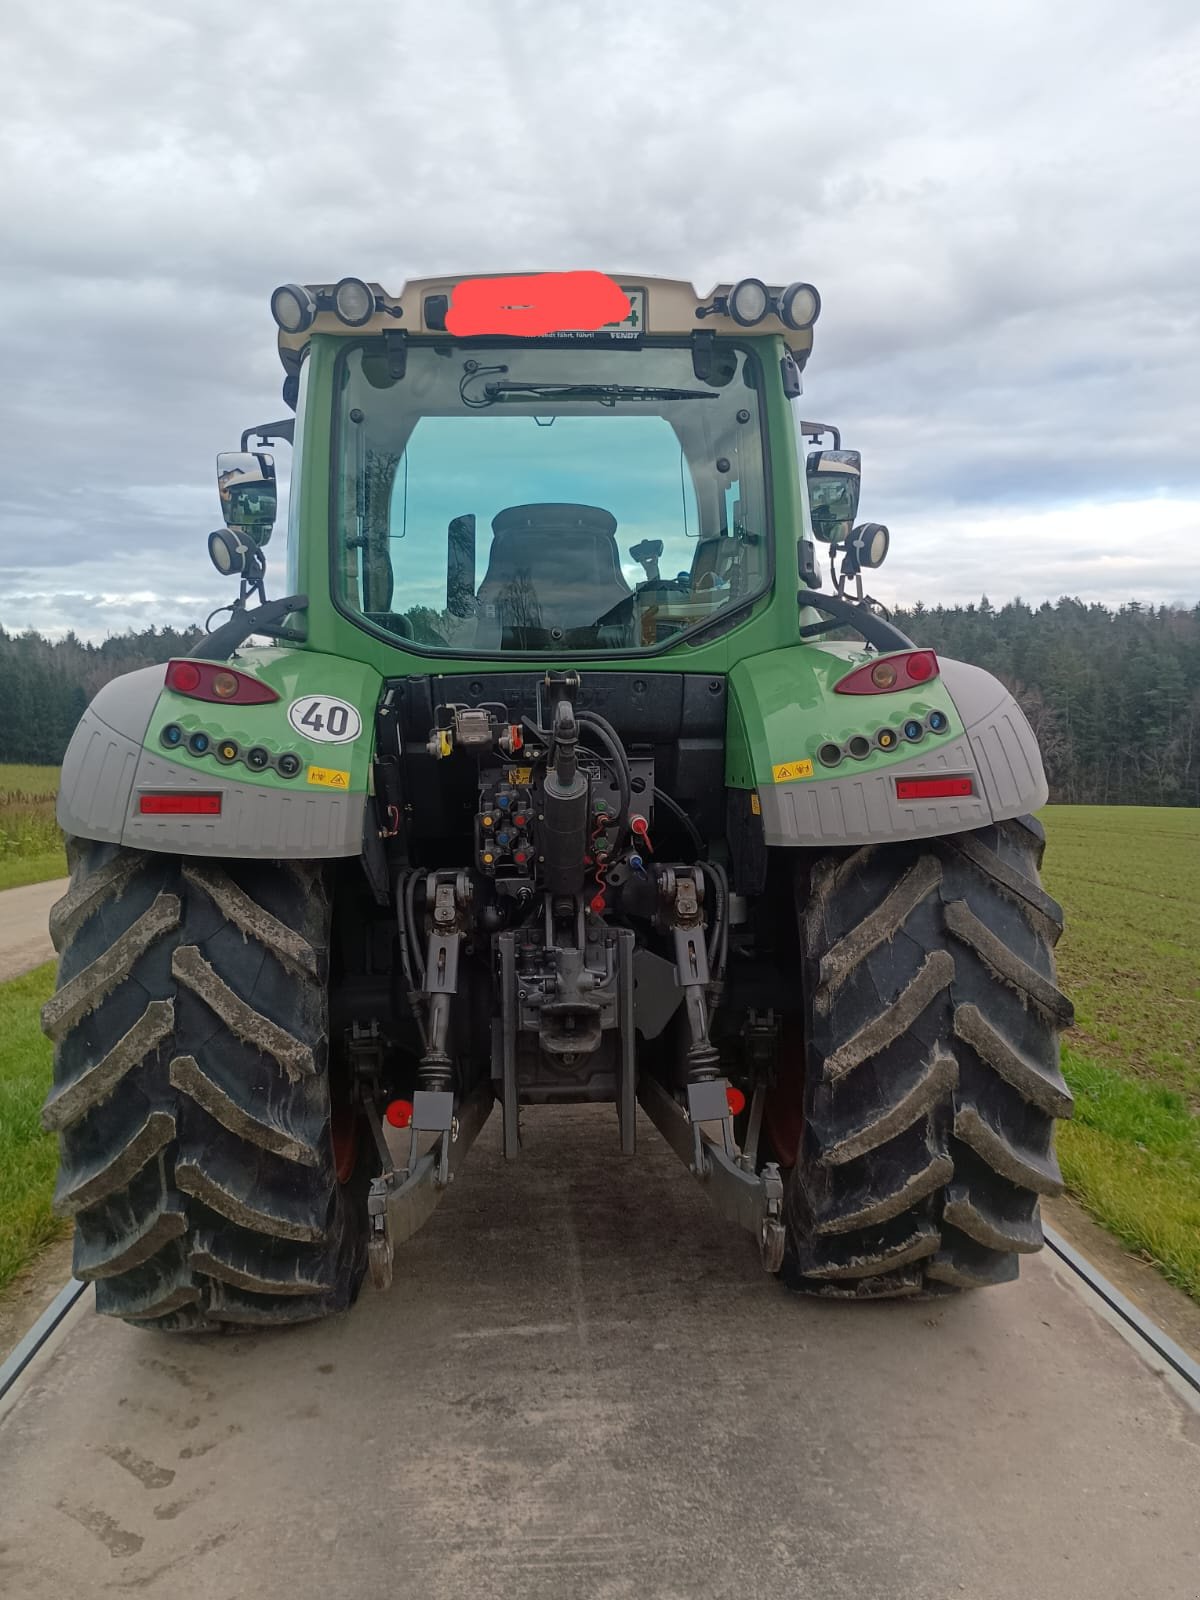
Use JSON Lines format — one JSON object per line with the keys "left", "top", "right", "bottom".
{"left": 475, "top": 503, "right": 631, "bottom": 644}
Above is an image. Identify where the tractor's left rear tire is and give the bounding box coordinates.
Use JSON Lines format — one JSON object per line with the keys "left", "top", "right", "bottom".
{"left": 41, "top": 839, "right": 369, "bottom": 1331}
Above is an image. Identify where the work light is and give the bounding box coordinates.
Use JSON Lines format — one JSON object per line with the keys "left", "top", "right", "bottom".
{"left": 270, "top": 283, "right": 318, "bottom": 334}
{"left": 208, "top": 526, "right": 254, "bottom": 576}
{"left": 333, "top": 277, "right": 376, "bottom": 326}
{"left": 848, "top": 523, "right": 890, "bottom": 569}
{"left": 779, "top": 281, "right": 821, "bottom": 330}
{"left": 726, "top": 278, "right": 771, "bottom": 326}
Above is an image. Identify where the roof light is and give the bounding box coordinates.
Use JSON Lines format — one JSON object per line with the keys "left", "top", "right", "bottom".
{"left": 165, "top": 659, "right": 279, "bottom": 705}
{"left": 333, "top": 276, "right": 376, "bottom": 327}
{"left": 896, "top": 777, "right": 974, "bottom": 800}
{"left": 270, "top": 283, "right": 317, "bottom": 334}
{"left": 139, "top": 792, "right": 223, "bottom": 815}
{"left": 834, "top": 651, "right": 940, "bottom": 695}
{"left": 727, "top": 277, "right": 771, "bottom": 326}
{"left": 779, "top": 281, "right": 821, "bottom": 330}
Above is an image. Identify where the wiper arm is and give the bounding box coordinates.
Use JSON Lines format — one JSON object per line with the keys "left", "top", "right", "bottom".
{"left": 462, "top": 376, "right": 718, "bottom": 409}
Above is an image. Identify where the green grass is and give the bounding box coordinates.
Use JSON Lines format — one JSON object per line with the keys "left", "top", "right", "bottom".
{"left": 0, "top": 962, "right": 66, "bottom": 1295}
{"left": 0, "top": 764, "right": 65, "bottom": 889}
{"left": 1041, "top": 807, "right": 1199, "bottom": 1104}
{"left": 1041, "top": 806, "right": 1200, "bottom": 1300}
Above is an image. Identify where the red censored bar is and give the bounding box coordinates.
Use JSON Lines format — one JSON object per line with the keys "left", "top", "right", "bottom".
{"left": 444, "top": 271, "right": 631, "bottom": 337}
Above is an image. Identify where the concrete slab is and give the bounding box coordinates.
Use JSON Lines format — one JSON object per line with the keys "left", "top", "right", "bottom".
{"left": 0, "top": 877, "right": 65, "bottom": 983}
{"left": 1, "top": 1107, "right": 1197, "bottom": 1600}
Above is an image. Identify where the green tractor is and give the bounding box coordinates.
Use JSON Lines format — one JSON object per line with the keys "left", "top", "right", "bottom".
{"left": 41, "top": 271, "right": 1073, "bottom": 1330}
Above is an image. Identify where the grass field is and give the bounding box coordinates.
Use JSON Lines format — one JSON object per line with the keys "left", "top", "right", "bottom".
{"left": 0, "top": 764, "right": 66, "bottom": 890}
{"left": 0, "top": 962, "right": 65, "bottom": 1296}
{"left": 1041, "top": 807, "right": 1200, "bottom": 1300}
{"left": 0, "top": 804, "right": 1196, "bottom": 1305}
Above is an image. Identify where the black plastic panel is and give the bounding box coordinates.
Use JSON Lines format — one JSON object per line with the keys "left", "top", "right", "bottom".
{"left": 384, "top": 670, "right": 728, "bottom": 845}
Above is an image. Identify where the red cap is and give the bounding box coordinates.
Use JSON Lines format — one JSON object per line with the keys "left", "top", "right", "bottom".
{"left": 725, "top": 1086, "right": 746, "bottom": 1116}
{"left": 385, "top": 1099, "right": 413, "bottom": 1129}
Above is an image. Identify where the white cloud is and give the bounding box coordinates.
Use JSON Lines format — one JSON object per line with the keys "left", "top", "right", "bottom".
{"left": 1, "top": 0, "right": 1198, "bottom": 640}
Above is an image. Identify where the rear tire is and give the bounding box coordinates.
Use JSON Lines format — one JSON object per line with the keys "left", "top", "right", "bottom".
{"left": 781, "top": 814, "right": 1073, "bottom": 1297}
{"left": 41, "top": 839, "right": 368, "bottom": 1331}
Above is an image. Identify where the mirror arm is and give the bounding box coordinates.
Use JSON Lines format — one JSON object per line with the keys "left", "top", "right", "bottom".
{"left": 240, "top": 419, "right": 295, "bottom": 451}
{"left": 798, "top": 592, "right": 914, "bottom": 652}
{"left": 191, "top": 595, "right": 309, "bottom": 661}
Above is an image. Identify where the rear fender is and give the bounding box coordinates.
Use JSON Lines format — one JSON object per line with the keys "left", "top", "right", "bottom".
{"left": 726, "top": 647, "right": 1046, "bottom": 847}
{"left": 57, "top": 648, "right": 381, "bottom": 858}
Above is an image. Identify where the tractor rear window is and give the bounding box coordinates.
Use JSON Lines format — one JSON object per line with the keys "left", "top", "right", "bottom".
{"left": 332, "top": 341, "right": 769, "bottom": 654}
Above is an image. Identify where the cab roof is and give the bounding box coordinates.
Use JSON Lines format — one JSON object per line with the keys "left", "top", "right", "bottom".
{"left": 275, "top": 272, "right": 818, "bottom": 374}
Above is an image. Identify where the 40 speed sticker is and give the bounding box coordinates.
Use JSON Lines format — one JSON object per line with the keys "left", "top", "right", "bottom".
{"left": 287, "top": 695, "right": 363, "bottom": 745}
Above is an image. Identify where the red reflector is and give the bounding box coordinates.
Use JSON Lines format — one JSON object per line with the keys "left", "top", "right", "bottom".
{"left": 895, "top": 777, "right": 974, "bottom": 800}
{"left": 385, "top": 1099, "right": 413, "bottom": 1129}
{"left": 834, "top": 650, "right": 940, "bottom": 694}
{"left": 138, "top": 792, "right": 222, "bottom": 815}
{"left": 726, "top": 1086, "right": 747, "bottom": 1116}
{"left": 165, "top": 659, "right": 279, "bottom": 704}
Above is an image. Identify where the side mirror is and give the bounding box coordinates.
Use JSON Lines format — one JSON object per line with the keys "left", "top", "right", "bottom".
{"left": 216, "top": 450, "right": 277, "bottom": 546}
{"left": 806, "top": 448, "right": 861, "bottom": 544}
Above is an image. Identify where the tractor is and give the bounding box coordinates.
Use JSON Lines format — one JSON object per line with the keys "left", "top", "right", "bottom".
{"left": 41, "top": 271, "right": 1073, "bottom": 1329}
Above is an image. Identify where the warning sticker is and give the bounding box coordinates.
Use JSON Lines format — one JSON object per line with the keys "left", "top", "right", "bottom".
{"left": 771, "top": 759, "right": 815, "bottom": 784}
{"left": 750, "top": 792, "right": 762, "bottom": 815}
{"left": 307, "top": 765, "right": 351, "bottom": 790}
{"left": 506, "top": 767, "right": 534, "bottom": 786}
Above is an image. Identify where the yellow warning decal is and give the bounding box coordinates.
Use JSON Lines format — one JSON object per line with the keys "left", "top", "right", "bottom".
{"left": 307, "top": 765, "right": 351, "bottom": 790}
{"left": 771, "top": 759, "right": 815, "bottom": 784}
{"left": 506, "top": 766, "right": 534, "bottom": 785}
{"left": 750, "top": 791, "right": 761, "bottom": 815}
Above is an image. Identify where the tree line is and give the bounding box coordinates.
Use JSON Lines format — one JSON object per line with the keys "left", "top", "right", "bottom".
{"left": 891, "top": 598, "right": 1200, "bottom": 808}
{"left": 1, "top": 599, "right": 1198, "bottom": 806}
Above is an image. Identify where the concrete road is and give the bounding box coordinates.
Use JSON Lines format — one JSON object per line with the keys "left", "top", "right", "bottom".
{"left": 0, "top": 878, "right": 66, "bottom": 983}
{"left": 1, "top": 1108, "right": 1197, "bottom": 1600}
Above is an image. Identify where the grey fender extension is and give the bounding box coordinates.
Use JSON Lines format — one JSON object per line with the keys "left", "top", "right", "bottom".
{"left": 757, "top": 656, "right": 1047, "bottom": 847}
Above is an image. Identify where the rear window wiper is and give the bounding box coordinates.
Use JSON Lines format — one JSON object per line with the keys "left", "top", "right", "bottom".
{"left": 461, "top": 374, "right": 718, "bottom": 409}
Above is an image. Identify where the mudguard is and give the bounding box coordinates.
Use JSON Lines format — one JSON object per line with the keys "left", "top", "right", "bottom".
{"left": 57, "top": 648, "right": 380, "bottom": 858}
{"left": 726, "top": 645, "right": 1047, "bottom": 847}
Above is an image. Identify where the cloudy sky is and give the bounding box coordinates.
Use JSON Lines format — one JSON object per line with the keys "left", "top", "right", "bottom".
{"left": 2, "top": 0, "right": 1198, "bottom": 641}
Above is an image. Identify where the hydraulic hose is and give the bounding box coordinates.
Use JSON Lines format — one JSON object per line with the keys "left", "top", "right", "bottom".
{"left": 577, "top": 710, "right": 632, "bottom": 829}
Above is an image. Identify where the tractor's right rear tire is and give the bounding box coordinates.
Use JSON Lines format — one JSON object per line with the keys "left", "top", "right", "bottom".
{"left": 41, "top": 839, "right": 369, "bottom": 1331}
{"left": 779, "top": 814, "right": 1074, "bottom": 1297}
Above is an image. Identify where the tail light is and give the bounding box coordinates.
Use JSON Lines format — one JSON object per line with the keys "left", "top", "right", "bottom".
{"left": 165, "top": 659, "right": 279, "bottom": 705}
{"left": 896, "top": 777, "right": 974, "bottom": 800}
{"left": 834, "top": 650, "right": 939, "bottom": 695}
